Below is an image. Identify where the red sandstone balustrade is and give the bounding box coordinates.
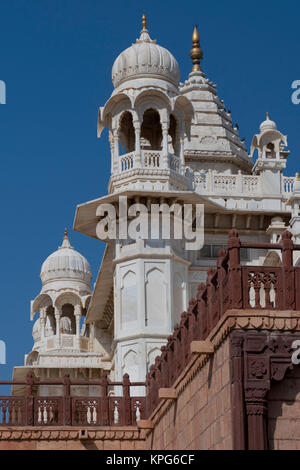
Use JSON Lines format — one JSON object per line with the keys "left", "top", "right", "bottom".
{"left": 0, "top": 372, "right": 146, "bottom": 427}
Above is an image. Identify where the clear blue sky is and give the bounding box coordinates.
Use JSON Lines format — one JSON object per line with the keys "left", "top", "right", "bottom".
{"left": 0, "top": 0, "right": 300, "bottom": 381}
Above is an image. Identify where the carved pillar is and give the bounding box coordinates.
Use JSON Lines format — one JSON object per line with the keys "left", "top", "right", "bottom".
{"left": 179, "top": 136, "right": 184, "bottom": 173}
{"left": 109, "top": 130, "right": 114, "bottom": 174}
{"left": 227, "top": 229, "right": 242, "bottom": 309}
{"left": 113, "top": 129, "right": 119, "bottom": 173}
{"left": 54, "top": 307, "right": 61, "bottom": 348}
{"left": 162, "top": 123, "right": 169, "bottom": 169}
{"left": 74, "top": 304, "right": 82, "bottom": 350}
{"left": 245, "top": 386, "right": 268, "bottom": 450}
{"left": 134, "top": 121, "right": 141, "bottom": 168}
{"left": 207, "top": 169, "right": 213, "bottom": 192}
{"left": 236, "top": 170, "right": 243, "bottom": 193}
{"left": 40, "top": 307, "right": 47, "bottom": 340}
{"left": 230, "top": 335, "right": 246, "bottom": 449}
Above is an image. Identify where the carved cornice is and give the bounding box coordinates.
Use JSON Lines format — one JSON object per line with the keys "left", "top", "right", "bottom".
{"left": 0, "top": 427, "right": 144, "bottom": 441}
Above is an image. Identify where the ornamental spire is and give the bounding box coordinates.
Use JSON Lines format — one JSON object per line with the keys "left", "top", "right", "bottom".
{"left": 137, "top": 13, "right": 153, "bottom": 43}
{"left": 142, "top": 13, "right": 147, "bottom": 30}
{"left": 60, "top": 227, "right": 71, "bottom": 249}
{"left": 190, "top": 25, "right": 203, "bottom": 72}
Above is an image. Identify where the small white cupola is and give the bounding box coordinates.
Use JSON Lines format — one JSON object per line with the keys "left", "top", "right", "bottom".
{"left": 40, "top": 228, "right": 92, "bottom": 291}
{"left": 251, "top": 113, "right": 289, "bottom": 166}
{"left": 27, "top": 230, "right": 93, "bottom": 365}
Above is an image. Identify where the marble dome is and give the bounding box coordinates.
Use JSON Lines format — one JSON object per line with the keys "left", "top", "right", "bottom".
{"left": 112, "top": 23, "right": 180, "bottom": 88}
{"left": 40, "top": 230, "right": 92, "bottom": 287}
{"left": 260, "top": 113, "right": 277, "bottom": 133}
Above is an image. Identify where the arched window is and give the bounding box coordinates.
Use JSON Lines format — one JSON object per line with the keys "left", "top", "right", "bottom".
{"left": 46, "top": 305, "right": 56, "bottom": 336}
{"left": 119, "top": 111, "right": 135, "bottom": 154}
{"left": 266, "top": 142, "right": 276, "bottom": 159}
{"left": 141, "top": 109, "right": 162, "bottom": 150}
{"left": 61, "top": 303, "right": 76, "bottom": 334}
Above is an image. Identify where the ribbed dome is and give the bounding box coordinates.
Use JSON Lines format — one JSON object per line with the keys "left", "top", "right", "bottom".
{"left": 40, "top": 230, "right": 92, "bottom": 286}
{"left": 260, "top": 113, "right": 277, "bottom": 132}
{"left": 112, "top": 25, "right": 180, "bottom": 88}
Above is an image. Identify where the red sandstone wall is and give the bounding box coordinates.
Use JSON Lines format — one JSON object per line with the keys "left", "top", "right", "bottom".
{"left": 146, "top": 338, "right": 233, "bottom": 450}
{"left": 268, "top": 367, "right": 300, "bottom": 450}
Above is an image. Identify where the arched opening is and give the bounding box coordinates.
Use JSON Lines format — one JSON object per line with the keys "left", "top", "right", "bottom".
{"left": 119, "top": 111, "right": 135, "bottom": 154}
{"left": 168, "top": 113, "right": 179, "bottom": 155}
{"left": 266, "top": 142, "right": 276, "bottom": 158}
{"left": 80, "top": 312, "right": 86, "bottom": 335}
{"left": 60, "top": 303, "right": 76, "bottom": 334}
{"left": 45, "top": 306, "right": 56, "bottom": 336}
{"left": 141, "top": 109, "right": 162, "bottom": 150}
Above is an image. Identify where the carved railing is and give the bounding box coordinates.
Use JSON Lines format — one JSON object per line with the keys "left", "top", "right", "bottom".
{"left": 193, "top": 172, "right": 294, "bottom": 196}
{"left": 118, "top": 150, "right": 182, "bottom": 173}
{"left": 143, "top": 150, "right": 160, "bottom": 168}
{"left": 193, "top": 171, "right": 263, "bottom": 195}
{"left": 0, "top": 397, "right": 26, "bottom": 425}
{"left": 282, "top": 176, "right": 295, "bottom": 195}
{"left": 120, "top": 152, "right": 134, "bottom": 171}
{"left": 145, "top": 229, "right": 300, "bottom": 416}
{"left": 0, "top": 374, "right": 146, "bottom": 426}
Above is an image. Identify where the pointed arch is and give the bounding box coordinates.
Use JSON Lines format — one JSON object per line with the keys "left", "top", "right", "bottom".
{"left": 140, "top": 108, "right": 163, "bottom": 150}
{"left": 145, "top": 267, "right": 167, "bottom": 327}
{"left": 31, "top": 294, "right": 53, "bottom": 321}
{"left": 121, "top": 270, "right": 138, "bottom": 325}
{"left": 98, "top": 93, "right": 134, "bottom": 138}
{"left": 54, "top": 292, "right": 82, "bottom": 310}
{"left": 147, "top": 347, "right": 161, "bottom": 372}
{"left": 118, "top": 111, "right": 135, "bottom": 153}
{"left": 133, "top": 88, "right": 171, "bottom": 116}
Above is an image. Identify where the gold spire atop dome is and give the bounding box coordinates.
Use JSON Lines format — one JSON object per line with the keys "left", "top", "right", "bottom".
{"left": 64, "top": 227, "right": 68, "bottom": 239}
{"left": 142, "top": 13, "right": 147, "bottom": 30}
{"left": 266, "top": 112, "right": 269, "bottom": 120}
{"left": 190, "top": 25, "right": 203, "bottom": 72}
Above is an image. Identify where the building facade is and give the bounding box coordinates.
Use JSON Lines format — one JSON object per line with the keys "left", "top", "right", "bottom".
{"left": 16, "top": 16, "right": 300, "bottom": 390}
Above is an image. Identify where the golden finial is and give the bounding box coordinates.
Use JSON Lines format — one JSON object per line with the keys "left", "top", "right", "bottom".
{"left": 64, "top": 227, "right": 68, "bottom": 239}
{"left": 266, "top": 111, "right": 269, "bottom": 120}
{"left": 142, "top": 13, "right": 147, "bottom": 30}
{"left": 190, "top": 25, "right": 203, "bottom": 72}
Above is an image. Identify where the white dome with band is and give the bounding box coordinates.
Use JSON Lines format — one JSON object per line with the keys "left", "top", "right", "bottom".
{"left": 112, "top": 16, "right": 180, "bottom": 88}
{"left": 40, "top": 229, "right": 92, "bottom": 287}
